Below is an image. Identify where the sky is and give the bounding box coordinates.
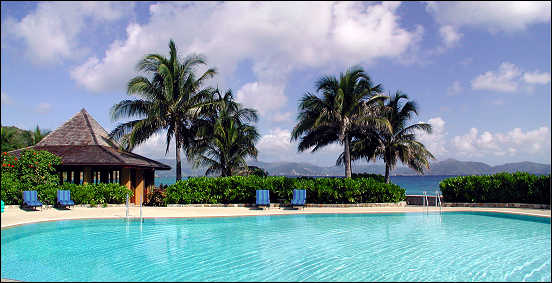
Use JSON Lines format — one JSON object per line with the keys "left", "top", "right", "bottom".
{"left": 1, "top": 1, "right": 551, "bottom": 168}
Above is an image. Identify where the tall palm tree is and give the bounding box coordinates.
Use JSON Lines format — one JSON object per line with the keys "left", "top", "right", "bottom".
{"left": 187, "top": 89, "right": 259, "bottom": 177}
{"left": 348, "top": 91, "right": 435, "bottom": 183}
{"left": 109, "top": 39, "right": 217, "bottom": 181}
{"left": 291, "top": 66, "right": 388, "bottom": 178}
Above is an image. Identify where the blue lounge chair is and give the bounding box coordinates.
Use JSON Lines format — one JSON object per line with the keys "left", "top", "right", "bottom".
{"left": 256, "top": 190, "right": 270, "bottom": 209}
{"left": 22, "top": 190, "right": 43, "bottom": 210}
{"left": 291, "top": 189, "right": 306, "bottom": 209}
{"left": 57, "top": 190, "right": 75, "bottom": 208}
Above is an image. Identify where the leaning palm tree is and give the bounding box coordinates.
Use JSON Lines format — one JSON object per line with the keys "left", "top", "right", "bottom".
{"left": 291, "top": 66, "right": 388, "bottom": 178}
{"left": 109, "top": 39, "right": 217, "bottom": 181}
{"left": 347, "top": 91, "right": 435, "bottom": 183}
{"left": 188, "top": 89, "right": 259, "bottom": 177}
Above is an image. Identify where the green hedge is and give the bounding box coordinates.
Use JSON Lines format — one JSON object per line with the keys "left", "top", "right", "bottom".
{"left": 58, "top": 183, "right": 133, "bottom": 205}
{"left": 439, "top": 172, "right": 550, "bottom": 204}
{"left": 165, "top": 176, "right": 405, "bottom": 205}
{"left": 1, "top": 182, "right": 133, "bottom": 206}
{"left": 2, "top": 149, "right": 133, "bottom": 206}
{"left": 351, "top": 173, "right": 385, "bottom": 182}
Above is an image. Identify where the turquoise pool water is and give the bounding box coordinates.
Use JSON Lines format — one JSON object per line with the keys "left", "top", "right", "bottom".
{"left": 1, "top": 212, "right": 550, "bottom": 282}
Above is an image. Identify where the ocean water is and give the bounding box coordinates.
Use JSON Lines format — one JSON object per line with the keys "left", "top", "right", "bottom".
{"left": 2, "top": 213, "right": 550, "bottom": 281}
{"left": 155, "top": 175, "right": 455, "bottom": 195}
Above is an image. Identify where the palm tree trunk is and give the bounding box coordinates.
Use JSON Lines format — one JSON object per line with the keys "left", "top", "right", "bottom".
{"left": 344, "top": 135, "right": 352, "bottom": 178}
{"left": 175, "top": 122, "right": 182, "bottom": 181}
{"left": 385, "top": 163, "right": 390, "bottom": 184}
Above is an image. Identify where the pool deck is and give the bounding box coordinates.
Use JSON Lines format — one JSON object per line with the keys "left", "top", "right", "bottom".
{"left": 1, "top": 205, "right": 550, "bottom": 229}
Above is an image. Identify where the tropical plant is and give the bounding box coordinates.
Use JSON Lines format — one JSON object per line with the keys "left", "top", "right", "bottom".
{"left": 187, "top": 89, "right": 260, "bottom": 177}
{"left": 243, "top": 166, "right": 269, "bottom": 177}
{"left": 1, "top": 127, "right": 16, "bottom": 152}
{"left": 1, "top": 149, "right": 62, "bottom": 204}
{"left": 291, "top": 66, "right": 388, "bottom": 178}
{"left": 1, "top": 125, "right": 49, "bottom": 151}
{"left": 346, "top": 91, "right": 435, "bottom": 183}
{"left": 109, "top": 39, "right": 217, "bottom": 181}
{"left": 31, "top": 125, "right": 49, "bottom": 145}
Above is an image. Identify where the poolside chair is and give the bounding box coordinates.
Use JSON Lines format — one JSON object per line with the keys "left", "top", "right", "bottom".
{"left": 22, "top": 190, "right": 43, "bottom": 211}
{"left": 291, "top": 189, "right": 306, "bottom": 210}
{"left": 256, "top": 190, "right": 270, "bottom": 209}
{"left": 57, "top": 190, "right": 75, "bottom": 209}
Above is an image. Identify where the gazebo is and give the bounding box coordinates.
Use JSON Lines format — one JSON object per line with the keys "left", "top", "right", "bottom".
{"left": 9, "top": 108, "right": 170, "bottom": 204}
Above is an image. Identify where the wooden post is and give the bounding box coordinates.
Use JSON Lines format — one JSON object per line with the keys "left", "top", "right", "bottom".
{"left": 135, "top": 169, "right": 145, "bottom": 205}
{"left": 59, "top": 172, "right": 64, "bottom": 184}
{"left": 67, "top": 171, "right": 73, "bottom": 183}
{"left": 83, "top": 167, "right": 92, "bottom": 184}
{"left": 121, "top": 167, "right": 132, "bottom": 201}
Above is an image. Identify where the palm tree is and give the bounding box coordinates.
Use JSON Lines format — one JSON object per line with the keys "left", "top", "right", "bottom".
{"left": 291, "top": 66, "right": 388, "bottom": 178}
{"left": 187, "top": 89, "right": 259, "bottom": 177}
{"left": 348, "top": 91, "right": 435, "bottom": 183}
{"left": 109, "top": 39, "right": 217, "bottom": 181}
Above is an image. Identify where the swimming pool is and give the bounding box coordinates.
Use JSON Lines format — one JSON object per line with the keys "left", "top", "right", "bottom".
{"left": 1, "top": 212, "right": 550, "bottom": 281}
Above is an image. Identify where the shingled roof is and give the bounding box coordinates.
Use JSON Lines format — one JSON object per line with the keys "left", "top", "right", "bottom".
{"left": 36, "top": 108, "right": 121, "bottom": 147}
{"left": 9, "top": 109, "right": 170, "bottom": 170}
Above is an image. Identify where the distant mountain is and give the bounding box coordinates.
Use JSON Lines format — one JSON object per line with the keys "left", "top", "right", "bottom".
{"left": 152, "top": 158, "right": 550, "bottom": 177}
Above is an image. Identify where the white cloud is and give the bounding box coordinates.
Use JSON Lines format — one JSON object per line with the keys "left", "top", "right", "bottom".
{"left": 523, "top": 71, "right": 551, "bottom": 84}
{"left": 471, "top": 62, "right": 521, "bottom": 92}
{"left": 236, "top": 82, "right": 287, "bottom": 118}
{"left": 35, "top": 102, "right": 52, "bottom": 114}
{"left": 272, "top": 112, "right": 293, "bottom": 123}
{"left": 1, "top": 91, "right": 13, "bottom": 105}
{"left": 417, "top": 117, "right": 448, "bottom": 157}
{"left": 256, "top": 127, "right": 342, "bottom": 164}
{"left": 132, "top": 132, "right": 176, "bottom": 160}
{"left": 426, "top": 1, "right": 551, "bottom": 33}
{"left": 471, "top": 62, "right": 551, "bottom": 92}
{"left": 257, "top": 128, "right": 295, "bottom": 157}
{"left": 4, "top": 2, "right": 131, "bottom": 64}
{"left": 439, "top": 25, "right": 462, "bottom": 48}
{"left": 69, "top": 1, "right": 423, "bottom": 108}
{"left": 447, "top": 81, "right": 462, "bottom": 96}
{"left": 452, "top": 126, "right": 551, "bottom": 157}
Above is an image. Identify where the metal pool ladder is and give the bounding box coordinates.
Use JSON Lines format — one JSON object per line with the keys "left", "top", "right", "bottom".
{"left": 124, "top": 193, "right": 144, "bottom": 223}
{"left": 125, "top": 194, "right": 129, "bottom": 218}
{"left": 435, "top": 190, "right": 442, "bottom": 213}
{"left": 422, "top": 191, "right": 429, "bottom": 213}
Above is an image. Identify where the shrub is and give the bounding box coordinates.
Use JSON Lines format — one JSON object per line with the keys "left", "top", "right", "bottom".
{"left": 165, "top": 176, "right": 405, "bottom": 204}
{"left": 61, "top": 183, "right": 133, "bottom": 205}
{"left": 1, "top": 150, "right": 133, "bottom": 205}
{"left": 0, "top": 181, "right": 132, "bottom": 205}
{"left": 145, "top": 188, "right": 167, "bottom": 207}
{"left": 439, "top": 172, "right": 550, "bottom": 204}
{"left": 2, "top": 149, "right": 62, "bottom": 204}
{"left": 351, "top": 173, "right": 385, "bottom": 183}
